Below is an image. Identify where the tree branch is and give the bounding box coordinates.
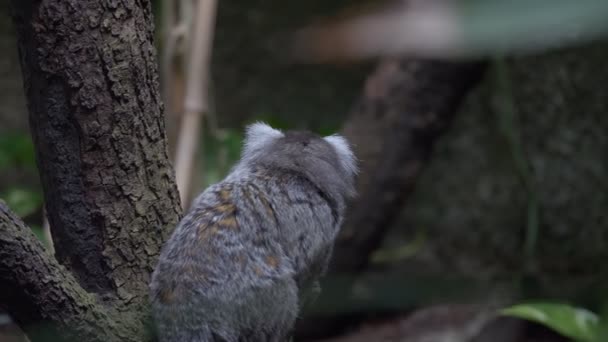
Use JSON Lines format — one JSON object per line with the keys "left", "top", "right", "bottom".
{"left": 296, "top": 59, "right": 485, "bottom": 339}
{"left": 10, "top": 0, "right": 181, "bottom": 304}
{"left": 0, "top": 201, "right": 144, "bottom": 342}
{"left": 334, "top": 59, "right": 486, "bottom": 273}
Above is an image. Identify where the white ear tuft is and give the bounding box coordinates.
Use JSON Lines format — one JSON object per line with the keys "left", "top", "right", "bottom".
{"left": 243, "top": 122, "right": 284, "bottom": 157}
{"left": 324, "top": 134, "right": 358, "bottom": 176}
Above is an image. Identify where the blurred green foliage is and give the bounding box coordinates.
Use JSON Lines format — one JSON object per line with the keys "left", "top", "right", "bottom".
{"left": 201, "top": 127, "right": 244, "bottom": 187}
{"left": 0, "top": 132, "right": 45, "bottom": 240}
{"left": 501, "top": 303, "right": 603, "bottom": 342}
{"left": 491, "top": 60, "right": 539, "bottom": 269}
{"left": 1, "top": 187, "right": 43, "bottom": 218}
{"left": 0, "top": 133, "right": 36, "bottom": 169}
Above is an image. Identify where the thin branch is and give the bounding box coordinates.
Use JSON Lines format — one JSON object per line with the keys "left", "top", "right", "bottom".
{"left": 173, "top": 0, "right": 218, "bottom": 206}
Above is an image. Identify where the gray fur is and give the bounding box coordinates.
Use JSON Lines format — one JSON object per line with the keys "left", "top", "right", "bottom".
{"left": 149, "top": 123, "right": 357, "bottom": 342}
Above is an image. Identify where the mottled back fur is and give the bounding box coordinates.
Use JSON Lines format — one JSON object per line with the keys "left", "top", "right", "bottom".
{"left": 150, "top": 123, "right": 357, "bottom": 342}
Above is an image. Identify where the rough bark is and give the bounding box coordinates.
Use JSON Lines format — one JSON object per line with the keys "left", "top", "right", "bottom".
{"left": 0, "top": 201, "right": 145, "bottom": 341}
{"left": 10, "top": 0, "right": 180, "bottom": 308}
{"left": 1, "top": 0, "right": 181, "bottom": 340}
{"left": 0, "top": 202, "right": 145, "bottom": 342}
{"left": 333, "top": 59, "right": 486, "bottom": 273}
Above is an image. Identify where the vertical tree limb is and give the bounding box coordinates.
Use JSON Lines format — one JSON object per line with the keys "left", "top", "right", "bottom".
{"left": 10, "top": 0, "right": 181, "bottom": 307}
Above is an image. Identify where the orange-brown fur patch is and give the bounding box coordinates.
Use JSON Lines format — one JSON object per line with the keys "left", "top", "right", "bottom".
{"left": 258, "top": 195, "right": 276, "bottom": 220}
{"left": 158, "top": 281, "right": 179, "bottom": 304}
{"left": 215, "top": 203, "right": 236, "bottom": 214}
{"left": 254, "top": 170, "right": 272, "bottom": 180}
{"left": 218, "top": 189, "right": 231, "bottom": 202}
{"left": 242, "top": 188, "right": 253, "bottom": 202}
{"left": 264, "top": 255, "right": 279, "bottom": 269}
{"left": 198, "top": 223, "right": 219, "bottom": 241}
{"left": 218, "top": 215, "right": 238, "bottom": 229}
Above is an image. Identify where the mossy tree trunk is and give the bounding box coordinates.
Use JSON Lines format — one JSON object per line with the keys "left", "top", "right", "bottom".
{"left": 1, "top": 0, "right": 181, "bottom": 341}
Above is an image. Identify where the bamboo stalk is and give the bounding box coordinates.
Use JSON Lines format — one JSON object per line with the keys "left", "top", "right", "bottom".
{"left": 173, "top": 0, "right": 218, "bottom": 207}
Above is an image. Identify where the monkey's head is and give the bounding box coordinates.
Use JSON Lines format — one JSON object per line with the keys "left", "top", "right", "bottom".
{"left": 237, "top": 122, "right": 358, "bottom": 203}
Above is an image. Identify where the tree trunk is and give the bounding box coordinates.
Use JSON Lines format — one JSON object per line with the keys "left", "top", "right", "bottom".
{"left": 2, "top": 0, "right": 181, "bottom": 340}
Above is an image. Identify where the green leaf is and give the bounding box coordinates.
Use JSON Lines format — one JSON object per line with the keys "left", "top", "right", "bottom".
{"left": 1, "top": 188, "right": 44, "bottom": 218}
{"left": 501, "top": 303, "right": 600, "bottom": 342}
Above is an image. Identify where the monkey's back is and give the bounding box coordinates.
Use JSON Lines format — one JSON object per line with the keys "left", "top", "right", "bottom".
{"left": 150, "top": 168, "right": 338, "bottom": 341}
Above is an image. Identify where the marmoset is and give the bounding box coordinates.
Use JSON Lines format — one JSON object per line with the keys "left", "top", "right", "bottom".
{"left": 149, "top": 122, "right": 357, "bottom": 342}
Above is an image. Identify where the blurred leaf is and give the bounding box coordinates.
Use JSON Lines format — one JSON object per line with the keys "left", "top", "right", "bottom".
{"left": 29, "top": 224, "right": 49, "bottom": 245}
{"left": 501, "top": 303, "right": 600, "bottom": 342}
{"left": 1, "top": 188, "right": 44, "bottom": 218}
{"left": 597, "top": 305, "right": 608, "bottom": 342}
{"left": 462, "top": 0, "right": 608, "bottom": 55}
{"left": 371, "top": 229, "right": 427, "bottom": 264}
{"left": 220, "top": 129, "right": 245, "bottom": 160}
{"left": 0, "top": 150, "right": 11, "bottom": 168}
{"left": 292, "top": 0, "right": 608, "bottom": 62}
{"left": 0, "top": 133, "right": 37, "bottom": 169}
